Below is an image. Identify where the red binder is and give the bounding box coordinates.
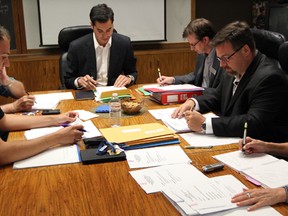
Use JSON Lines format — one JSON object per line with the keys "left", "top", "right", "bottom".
{"left": 150, "top": 91, "right": 203, "bottom": 105}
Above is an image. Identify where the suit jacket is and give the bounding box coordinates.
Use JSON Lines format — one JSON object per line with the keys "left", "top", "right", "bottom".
{"left": 64, "top": 33, "right": 137, "bottom": 89}
{"left": 194, "top": 52, "right": 288, "bottom": 142}
{"left": 174, "top": 49, "right": 224, "bottom": 94}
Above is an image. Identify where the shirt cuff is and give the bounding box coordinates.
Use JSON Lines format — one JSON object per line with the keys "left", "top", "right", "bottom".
{"left": 74, "top": 77, "right": 83, "bottom": 89}
{"left": 190, "top": 98, "right": 200, "bottom": 111}
{"left": 205, "top": 116, "right": 213, "bottom": 134}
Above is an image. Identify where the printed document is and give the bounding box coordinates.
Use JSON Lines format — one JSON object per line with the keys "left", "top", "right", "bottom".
{"left": 129, "top": 163, "right": 207, "bottom": 194}
{"left": 126, "top": 146, "right": 191, "bottom": 169}
{"left": 213, "top": 150, "right": 279, "bottom": 172}
{"left": 162, "top": 175, "right": 244, "bottom": 215}
{"left": 180, "top": 133, "right": 239, "bottom": 147}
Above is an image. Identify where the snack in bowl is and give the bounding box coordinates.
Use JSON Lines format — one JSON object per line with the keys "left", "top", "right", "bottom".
{"left": 121, "top": 100, "right": 144, "bottom": 114}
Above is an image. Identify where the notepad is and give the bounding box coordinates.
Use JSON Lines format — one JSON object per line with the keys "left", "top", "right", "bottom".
{"left": 75, "top": 90, "right": 95, "bottom": 100}
{"left": 13, "top": 145, "right": 80, "bottom": 169}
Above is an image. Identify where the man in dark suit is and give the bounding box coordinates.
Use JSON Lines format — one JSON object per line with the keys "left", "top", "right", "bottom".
{"left": 64, "top": 4, "right": 137, "bottom": 90}
{"left": 172, "top": 21, "right": 288, "bottom": 142}
{"left": 156, "top": 18, "right": 224, "bottom": 93}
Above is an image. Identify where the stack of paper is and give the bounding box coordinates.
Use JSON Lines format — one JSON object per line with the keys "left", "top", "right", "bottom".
{"left": 32, "top": 92, "right": 74, "bottom": 110}
{"left": 143, "top": 84, "right": 204, "bottom": 105}
{"left": 143, "top": 84, "right": 204, "bottom": 93}
{"left": 213, "top": 150, "right": 288, "bottom": 188}
{"left": 99, "top": 123, "right": 179, "bottom": 149}
{"left": 95, "top": 86, "right": 131, "bottom": 101}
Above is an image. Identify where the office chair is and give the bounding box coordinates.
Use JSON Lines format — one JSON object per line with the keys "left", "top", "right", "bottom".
{"left": 251, "top": 28, "right": 286, "bottom": 60}
{"left": 58, "top": 25, "right": 93, "bottom": 89}
{"left": 278, "top": 41, "right": 288, "bottom": 73}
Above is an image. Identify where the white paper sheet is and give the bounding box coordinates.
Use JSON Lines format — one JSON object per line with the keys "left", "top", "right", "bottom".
{"left": 162, "top": 175, "right": 245, "bottom": 215}
{"left": 126, "top": 146, "right": 191, "bottom": 169}
{"left": 213, "top": 150, "right": 279, "bottom": 172}
{"left": 180, "top": 133, "right": 239, "bottom": 147}
{"left": 13, "top": 145, "right": 80, "bottom": 169}
{"left": 129, "top": 163, "right": 207, "bottom": 194}
{"left": 32, "top": 92, "right": 74, "bottom": 110}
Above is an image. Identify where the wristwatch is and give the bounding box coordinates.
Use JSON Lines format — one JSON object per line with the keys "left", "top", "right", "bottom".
{"left": 201, "top": 121, "right": 206, "bottom": 134}
{"left": 126, "top": 75, "right": 135, "bottom": 84}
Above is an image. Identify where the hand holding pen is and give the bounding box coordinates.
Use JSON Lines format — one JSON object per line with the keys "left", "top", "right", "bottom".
{"left": 78, "top": 75, "right": 97, "bottom": 90}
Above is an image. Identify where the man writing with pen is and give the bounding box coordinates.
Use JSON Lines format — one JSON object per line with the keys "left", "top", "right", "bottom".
{"left": 172, "top": 21, "right": 288, "bottom": 142}
{"left": 64, "top": 4, "right": 137, "bottom": 90}
{"left": 0, "top": 25, "right": 36, "bottom": 114}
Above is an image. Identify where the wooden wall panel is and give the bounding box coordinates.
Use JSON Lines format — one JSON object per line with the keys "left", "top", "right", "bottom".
{"left": 0, "top": 44, "right": 196, "bottom": 105}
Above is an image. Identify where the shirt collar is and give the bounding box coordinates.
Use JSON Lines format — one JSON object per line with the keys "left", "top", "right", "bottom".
{"left": 93, "top": 34, "right": 112, "bottom": 49}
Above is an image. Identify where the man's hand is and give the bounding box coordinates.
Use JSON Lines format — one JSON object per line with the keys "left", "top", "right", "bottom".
{"left": 77, "top": 75, "right": 97, "bottom": 90}
{"left": 156, "top": 75, "right": 174, "bottom": 85}
{"left": 171, "top": 99, "right": 195, "bottom": 119}
{"left": 114, "top": 74, "right": 132, "bottom": 87}
{"left": 184, "top": 110, "right": 205, "bottom": 132}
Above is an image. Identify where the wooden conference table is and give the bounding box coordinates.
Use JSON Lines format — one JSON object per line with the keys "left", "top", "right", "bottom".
{"left": 1, "top": 85, "right": 288, "bottom": 216}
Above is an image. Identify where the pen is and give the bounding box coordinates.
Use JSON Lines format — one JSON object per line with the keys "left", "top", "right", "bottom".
{"left": 106, "top": 141, "right": 116, "bottom": 153}
{"left": 184, "top": 146, "right": 213, "bottom": 149}
{"left": 26, "top": 91, "right": 37, "bottom": 103}
{"left": 61, "top": 124, "right": 87, "bottom": 132}
{"left": 242, "top": 122, "right": 248, "bottom": 152}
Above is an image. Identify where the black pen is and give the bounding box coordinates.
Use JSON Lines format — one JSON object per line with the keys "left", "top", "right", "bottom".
{"left": 242, "top": 122, "right": 248, "bottom": 152}
{"left": 26, "top": 91, "right": 37, "bottom": 103}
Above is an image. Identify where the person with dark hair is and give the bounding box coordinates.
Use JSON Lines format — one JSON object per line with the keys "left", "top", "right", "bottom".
{"left": 172, "top": 21, "right": 288, "bottom": 142}
{"left": 0, "top": 25, "right": 36, "bottom": 113}
{"left": 230, "top": 137, "right": 288, "bottom": 211}
{"left": 64, "top": 4, "right": 137, "bottom": 90}
{"left": 156, "top": 18, "right": 224, "bottom": 93}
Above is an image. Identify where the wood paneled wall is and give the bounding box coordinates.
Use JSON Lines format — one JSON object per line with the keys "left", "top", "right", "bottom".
{"left": 1, "top": 43, "right": 196, "bottom": 104}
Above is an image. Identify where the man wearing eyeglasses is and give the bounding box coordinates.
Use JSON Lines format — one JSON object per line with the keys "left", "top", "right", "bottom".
{"left": 156, "top": 18, "right": 224, "bottom": 93}
{"left": 172, "top": 21, "right": 288, "bottom": 142}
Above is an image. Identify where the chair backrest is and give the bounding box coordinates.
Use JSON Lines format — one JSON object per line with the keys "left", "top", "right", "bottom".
{"left": 58, "top": 25, "right": 93, "bottom": 89}
{"left": 251, "top": 28, "right": 286, "bottom": 60}
{"left": 278, "top": 41, "right": 288, "bottom": 73}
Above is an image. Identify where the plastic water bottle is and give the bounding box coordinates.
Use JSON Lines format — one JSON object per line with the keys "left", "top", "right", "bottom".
{"left": 109, "top": 93, "right": 121, "bottom": 127}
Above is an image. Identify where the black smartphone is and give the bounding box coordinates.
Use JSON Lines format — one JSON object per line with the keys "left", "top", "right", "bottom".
{"left": 42, "top": 109, "right": 61, "bottom": 115}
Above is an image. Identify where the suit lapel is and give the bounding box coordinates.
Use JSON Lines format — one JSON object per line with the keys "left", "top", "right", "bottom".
{"left": 195, "top": 54, "right": 205, "bottom": 86}
{"left": 224, "top": 52, "right": 262, "bottom": 114}
{"left": 86, "top": 35, "right": 97, "bottom": 78}
{"left": 222, "top": 75, "right": 234, "bottom": 115}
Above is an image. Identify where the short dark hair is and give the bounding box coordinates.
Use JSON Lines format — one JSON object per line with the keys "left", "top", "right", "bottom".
{"left": 182, "top": 18, "right": 216, "bottom": 40}
{"left": 89, "top": 4, "right": 114, "bottom": 25}
{"left": 0, "top": 25, "right": 10, "bottom": 41}
{"left": 210, "top": 21, "right": 255, "bottom": 51}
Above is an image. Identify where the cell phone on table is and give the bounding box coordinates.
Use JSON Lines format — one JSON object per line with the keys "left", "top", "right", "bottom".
{"left": 42, "top": 109, "right": 61, "bottom": 115}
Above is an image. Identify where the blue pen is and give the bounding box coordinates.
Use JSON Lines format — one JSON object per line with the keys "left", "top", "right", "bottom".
{"left": 61, "top": 124, "right": 87, "bottom": 132}
{"left": 106, "top": 141, "right": 116, "bottom": 153}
